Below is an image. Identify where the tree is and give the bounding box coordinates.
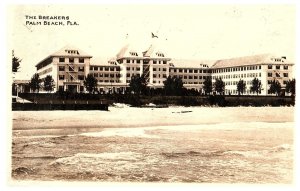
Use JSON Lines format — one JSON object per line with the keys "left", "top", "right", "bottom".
{"left": 269, "top": 79, "right": 282, "bottom": 96}
{"left": 236, "top": 79, "right": 246, "bottom": 96}
{"left": 29, "top": 73, "right": 42, "bottom": 93}
{"left": 129, "top": 74, "right": 148, "bottom": 95}
{"left": 163, "top": 76, "right": 183, "bottom": 96}
{"left": 43, "top": 75, "right": 55, "bottom": 92}
{"left": 285, "top": 79, "right": 295, "bottom": 96}
{"left": 214, "top": 77, "right": 225, "bottom": 95}
{"left": 84, "top": 74, "right": 98, "bottom": 94}
{"left": 203, "top": 76, "right": 212, "bottom": 95}
{"left": 12, "top": 50, "right": 21, "bottom": 73}
{"left": 250, "top": 78, "right": 262, "bottom": 95}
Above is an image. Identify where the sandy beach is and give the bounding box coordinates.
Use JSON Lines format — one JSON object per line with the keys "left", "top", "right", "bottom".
{"left": 11, "top": 106, "right": 294, "bottom": 183}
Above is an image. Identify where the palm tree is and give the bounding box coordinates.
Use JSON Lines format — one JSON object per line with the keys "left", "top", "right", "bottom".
{"left": 285, "top": 79, "right": 295, "bottom": 96}
{"left": 250, "top": 78, "right": 262, "bottom": 95}
{"left": 84, "top": 74, "right": 98, "bottom": 94}
{"left": 203, "top": 76, "right": 212, "bottom": 95}
{"left": 129, "top": 74, "right": 148, "bottom": 95}
{"left": 214, "top": 77, "right": 225, "bottom": 95}
{"left": 29, "top": 73, "right": 42, "bottom": 93}
{"left": 236, "top": 79, "right": 246, "bottom": 96}
{"left": 43, "top": 75, "right": 55, "bottom": 93}
{"left": 163, "top": 76, "right": 183, "bottom": 96}
{"left": 269, "top": 79, "right": 282, "bottom": 96}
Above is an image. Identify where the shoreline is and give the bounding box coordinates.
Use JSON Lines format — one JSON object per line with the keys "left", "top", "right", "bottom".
{"left": 12, "top": 106, "right": 294, "bottom": 130}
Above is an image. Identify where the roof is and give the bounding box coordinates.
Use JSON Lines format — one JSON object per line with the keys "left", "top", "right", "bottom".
{"left": 13, "top": 80, "right": 30, "bottom": 84}
{"left": 90, "top": 57, "right": 120, "bottom": 66}
{"left": 212, "top": 54, "right": 293, "bottom": 68}
{"left": 170, "top": 59, "right": 215, "bottom": 68}
{"left": 36, "top": 45, "right": 92, "bottom": 67}
{"left": 50, "top": 45, "right": 92, "bottom": 57}
{"left": 116, "top": 44, "right": 143, "bottom": 59}
{"left": 116, "top": 44, "right": 169, "bottom": 59}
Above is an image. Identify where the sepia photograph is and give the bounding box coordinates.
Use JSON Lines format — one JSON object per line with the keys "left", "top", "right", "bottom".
{"left": 6, "top": 1, "right": 297, "bottom": 189}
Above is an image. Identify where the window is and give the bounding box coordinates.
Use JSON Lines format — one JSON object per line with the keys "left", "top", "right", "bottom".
{"left": 79, "top": 58, "right": 84, "bottom": 63}
{"left": 94, "top": 73, "right": 98, "bottom": 77}
{"left": 153, "top": 68, "right": 157, "bottom": 71}
{"left": 153, "top": 74, "right": 157, "bottom": 78}
{"left": 259, "top": 65, "right": 261, "bottom": 69}
{"left": 276, "top": 73, "right": 280, "bottom": 77}
{"left": 268, "top": 73, "right": 272, "bottom": 77}
{"left": 189, "top": 76, "right": 193, "bottom": 79}
{"left": 179, "top": 69, "right": 182, "bottom": 73}
{"left": 59, "top": 66, "right": 65, "bottom": 71}
{"left": 194, "top": 76, "right": 198, "bottom": 79}
{"left": 283, "top": 73, "right": 288, "bottom": 77}
{"left": 137, "top": 67, "right": 140, "bottom": 71}
{"left": 59, "top": 86, "right": 64, "bottom": 91}
{"left": 137, "top": 60, "right": 140, "bottom": 64}
{"left": 163, "top": 74, "right": 167, "bottom": 78}
{"left": 69, "top": 58, "right": 74, "bottom": 63}
{"left": 163, "top": 68, "right": 166, "bottom": 72}
{"left": 276, "top": 65, "right": 280, "bottom": 70}
{"left": 78, "top": 75, "right": 84, "bottom": 80}
{"left": 126, "top": 67, "right": 130, "bottom": 71}
{"left": 104, "top": 74, "right": 109, "bottom": 77}
{"left": 59, "top": 75, "right": 64, "bottom": 80}
{"left": 78, "top": 66, "right": 84, "bottom": 72}
{"left": 105, "top": 67, "right": 109, "bottom": 71}
{"left": 194, "top": 70, "right": 198, "bottom": 73}
{"left": 110, "top": 74, "right": 114, "bottom": 78}
{"left": 59, "top": 58, "right": 65, "bottom": 62}
{"left": 153, "top": 60, "right": 157, "bottom": 64}
{"left": 163, "top": 61, "right": 167, "bottom": 64}
{"left": 284, "top": 65, "right": 288, "bottom": 70}
{"left": 126, "top": 73, "right": 130, "bottom": 77}
{"left": 268, "top": 65, "right": 272, "bottom": 69}
{"left": 126, "top": 59, "right": 130, "bottom": 63}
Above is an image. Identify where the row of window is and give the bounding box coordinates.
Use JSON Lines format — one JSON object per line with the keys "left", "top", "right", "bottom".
{"left": 268, "top": 65, "right": 289, "bottom": 70}
{"left": 93, "top": 73, "right": 121, "bottom": 78}
{"left": 58, "top": 75, "right": 85, "bottom": 80}
{"left": 267, "top": 80, "right": 289, "bottom": 85}
{"left": 267, "top": 72, "right": 288, "bottom": 77}
{"left": 59, "top": 57, "right": 85, "bottom": 63}
{"left": 90, "top": 66, "right": 120, "bottom": 71}
{"left": 212, "top": 65, "right": 262, "bottom": 73}
{"left": 213, "top": 73, "right": 261, "bottom": 80}
{"left": 170, "top": 68, "right": 209, "bottom": 74}
{"left": 59, "top": 66, "right": 84, "bottom": 72}
{"left": 118, "top": 59, "right": 167, "bottom": 65}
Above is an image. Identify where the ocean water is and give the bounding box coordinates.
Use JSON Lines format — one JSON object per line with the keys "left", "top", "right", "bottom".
{"left": 12, "top": 120, "right": 293, "bottom": 183}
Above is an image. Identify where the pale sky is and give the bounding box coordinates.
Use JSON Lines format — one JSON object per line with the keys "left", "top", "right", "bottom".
{"left": 8, "top": 4, "right": 296, "bottom": 79}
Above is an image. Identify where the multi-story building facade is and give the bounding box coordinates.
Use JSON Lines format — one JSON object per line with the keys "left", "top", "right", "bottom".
{"left": 211, "top": 54, "right": 294, "bottom": 95}
{"left": 34, "top": 45, "right": 294, "bottom": 95}
{"left": 35, "top": 46, "right": 92, "bottom": 92}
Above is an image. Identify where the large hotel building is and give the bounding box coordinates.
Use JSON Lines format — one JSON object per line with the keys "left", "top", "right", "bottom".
{"left": 34, "top": 45, "right": 294, "bottom": 95}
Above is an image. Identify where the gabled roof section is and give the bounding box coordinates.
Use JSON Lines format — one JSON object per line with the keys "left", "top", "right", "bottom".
{"left": 142, "top": 44, "right": 155, "bottom": 57}
{"left": 50, "top": 45, "right": 92, "bottom": 58}
{"left": 211, "top": 54, "right": 293, "bottom": 68}
{"left": 116, "top": 44, "right": 142, "bottom": 59}
{"left": 170, "top": 59, "right": 215, "bottom": 68}
{"left": 36, "top": 45, "right": 92, "bottom": 67}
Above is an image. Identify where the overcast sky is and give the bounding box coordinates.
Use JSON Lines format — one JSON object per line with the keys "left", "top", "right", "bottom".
{"left": 8, "top": 4, "right": 296, "bottom": 79}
